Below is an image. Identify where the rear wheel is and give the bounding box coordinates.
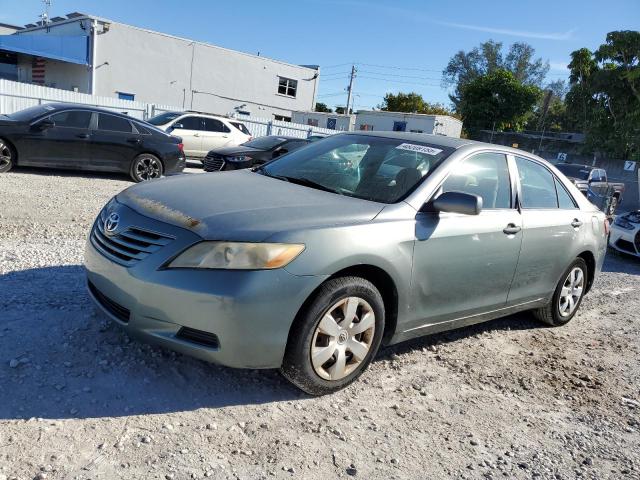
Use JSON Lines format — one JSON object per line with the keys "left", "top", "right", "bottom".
{"left": 130, "top": 154, "right": 163, "bottom": 182}
{"left": 534, "top": 258, "right": 588, "bottom": 326}
{"left": 0, "top": 139, "right": 15, "bottom": 173}
{"left": 281, "top": 277, "right": 385, "bottom": 395}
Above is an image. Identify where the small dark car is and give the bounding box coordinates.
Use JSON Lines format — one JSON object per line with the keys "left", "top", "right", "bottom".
{"left": 0, "top": 103, "right": 186, "bottom": 182}
{"left": 203, "top": 135, "right": 310, "bottom": 172}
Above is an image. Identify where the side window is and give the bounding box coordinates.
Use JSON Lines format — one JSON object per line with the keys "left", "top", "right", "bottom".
{"left": 203, "top": 118, "right": 230, "bottom": 133}
{"left": 515, "top": 157, "right": 558, "bottom": 209}
{"left": 599, "top": 169, "right": 607, "bottom": 182}
{"left": 441, "top": 153, "right": 512, "bottom": 209}
{"left": 175, "top": 116, "right": 202, "bottom": 130}
{"left": 50, "top": 110, "right": 91, "bottom": 129}
{"left": 97, "top": 114, "right": 133, "bottom": 133}
{"left": 555, "top": 177, "right": 577, "bottom": 209}
{"left": 590, "top": 170, "right": 600, "bottom": 182}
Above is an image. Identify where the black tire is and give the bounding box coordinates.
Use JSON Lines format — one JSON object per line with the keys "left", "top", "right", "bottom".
{"left": 0, "top": 139, "right": 15, "bottom": 173}
{"left": 533, "top": 258, "right": 588, "bottom": 327}
{"left": 281, "top": 276, "right": 385, "bottom": 395}
{"left": 130, "top": 153, "right": 163, "bottom": 182}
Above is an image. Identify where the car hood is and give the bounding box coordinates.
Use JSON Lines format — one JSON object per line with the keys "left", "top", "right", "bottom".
{"left": 209, "top": 145, "right": 262, "bottom": 157}
{"left": 117, "top": 170, "right": 384, "bottom": 241}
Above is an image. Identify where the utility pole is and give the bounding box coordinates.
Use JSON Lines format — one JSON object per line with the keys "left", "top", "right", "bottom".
{"left": 345, "top": 64, "right": 357, "bottom": 115}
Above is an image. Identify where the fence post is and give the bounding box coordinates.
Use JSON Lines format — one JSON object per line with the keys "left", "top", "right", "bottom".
{"left": 267, "top": 121, "right": 273, "bottom": 136}
{"left": 307, "top": 127, "right": 313, "bottom": 138}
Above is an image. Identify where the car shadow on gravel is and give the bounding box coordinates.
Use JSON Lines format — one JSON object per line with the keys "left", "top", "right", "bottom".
{"left": 0, "top": 265, "right": 302, "bottom": 421}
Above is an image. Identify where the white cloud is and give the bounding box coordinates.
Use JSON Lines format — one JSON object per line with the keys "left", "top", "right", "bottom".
{"left": 550, "top": 61, "right": 570, "bottom": 72}
{"left": 439, "top": 21, "right": 575, "bottom": 41}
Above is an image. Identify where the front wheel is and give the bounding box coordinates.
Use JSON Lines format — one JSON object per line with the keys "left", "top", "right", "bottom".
{"left": 0, "top": 139, "right": 15, "bottom": 173}
{"left": 130, "top": 154, "right": 163, "bottom": 182}
{"left": 533, "top": 258, "right": 588, "bottom": 326}
{"left": 281, "top": 277, "right": 385, "bottom": 395}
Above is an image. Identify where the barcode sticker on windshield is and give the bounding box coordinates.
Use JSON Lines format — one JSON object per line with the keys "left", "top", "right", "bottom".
{"left": 395, "top": 143, "right": 443, "bottom": 155}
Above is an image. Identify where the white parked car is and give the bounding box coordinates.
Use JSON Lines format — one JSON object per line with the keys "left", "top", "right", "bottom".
{"left": 148, "top": 112, "right": 251, "bottom": 161}
{"left": 608, "top": 210, "right": 640, "bottom": 258}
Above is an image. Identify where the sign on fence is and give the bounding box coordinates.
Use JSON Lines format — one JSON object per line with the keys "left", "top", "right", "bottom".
{"left": 624, "top": 161, "right": 636, "bottom": 172}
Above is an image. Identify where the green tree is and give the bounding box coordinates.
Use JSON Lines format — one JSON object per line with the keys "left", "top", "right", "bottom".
{"left": 315, "top": 102, "right": 333, "bottom": 113}
{"left": 565, "top": 31, "right": 640, "bottom": 158}
{"left": 458, "top": 69, "right": 542, "bottom": 136}
{"left": 378, "top": 92, "right": 456, "bottom": 116}
{"left": 443, "top": 40, "right": 549, "bottom": 108}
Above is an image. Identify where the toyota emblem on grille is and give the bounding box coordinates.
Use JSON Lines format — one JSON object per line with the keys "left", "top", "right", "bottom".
{"left": 104, "top": 213, "right": 120, "bottom": 235}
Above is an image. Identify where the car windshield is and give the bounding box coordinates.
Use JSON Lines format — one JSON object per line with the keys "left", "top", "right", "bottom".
{"left": 261, "top": 134, "right": 454, "bottom": 203}
{"left": 148, "top": 112, "right": 182, "bottom": 125}
{"left": 556, "top": 164, "right": 591, "bottom": 180}
{"left": 8, "top": 104, "right": 58, "bottom": 121}
{"left": 230, "top": 122, "right": 251, "bottom": 135}
{"left": 243, "top": 136, "right": 288, "bottom": 150}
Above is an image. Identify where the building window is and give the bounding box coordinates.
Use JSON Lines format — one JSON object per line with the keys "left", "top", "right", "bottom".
{"left": 360, "top": 124, "right": 374, "bottom": 131}
{"left": 274, "top": 114, "right": 292, "bottom": 122}
{"left": 117, "top": 92, "right": 135, "bottom": 101}
{"left": 393, "top": 121, "right": 407, "bottom": 132}
{"left": 277, "top": 77, "right": 297, "bottom": 97}
{"left": 307, "top": 118, "right": 319, "bottom": 127}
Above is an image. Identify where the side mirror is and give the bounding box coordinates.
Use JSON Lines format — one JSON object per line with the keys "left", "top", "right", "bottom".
{"left": 170, "top": 122, "right": 184, "bottom": 131}
{"left": 36, "top": 118, "right": 55, "bottom": 130}
{"left": 430, "top": 191, "right": 482, "bottom": 215}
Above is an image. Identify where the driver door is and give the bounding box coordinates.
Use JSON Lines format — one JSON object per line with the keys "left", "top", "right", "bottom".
{"left": 408, "top": 152, "right": 522, "bottom": 331}
{"left": 23, "top": 110, "right": 93, "bottom": 167}
{"left": 169, "top": 116, "right": 203, "bottom": 158}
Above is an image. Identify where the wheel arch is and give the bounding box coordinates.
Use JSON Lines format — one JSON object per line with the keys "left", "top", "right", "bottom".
{"left": 0, "top": 136, "right": 18, "bottom": 164}
{"left": 289, "top": 264, "right": 399, "bottom": 347}
{"left": 577, "top": 250, "right": 596, "bottom": 294}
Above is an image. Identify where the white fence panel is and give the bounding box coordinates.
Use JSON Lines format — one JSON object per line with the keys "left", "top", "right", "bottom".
{"left": 0, "top": 79, "right": 337, "bottom": 138}
{"left": 236, "top": 115, "right": 337, "bottom": 139}
{"left": 0, "top": 79, "right": 182, "bottom": 120}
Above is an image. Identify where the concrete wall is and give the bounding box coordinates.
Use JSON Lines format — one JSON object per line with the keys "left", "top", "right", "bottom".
{"left": 15, "top": 17, "right": 319, "bottom": 119}
{"left": 354, "top": 111, "right": 463, "bottom": 138}
{"left": 291, "top": 111, "right": 354, "bottom": 131}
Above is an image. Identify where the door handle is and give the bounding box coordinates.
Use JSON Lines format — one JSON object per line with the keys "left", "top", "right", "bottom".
{"left": 76, "top": 133, "right": 90, "bottom": 139}
{"left": 571, "top": 219, "right": 583, "bottom": 228}
{"left": 126, "top": 137, "right": 141, "bottom": 144}
{"left": 193, "top": 133, "right": 200, "bottom": 137}
{"left": 503, "top": 223, "right": 521, "bottom": 235}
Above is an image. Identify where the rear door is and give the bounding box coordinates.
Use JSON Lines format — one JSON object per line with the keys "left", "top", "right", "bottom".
{"left": 169, "top": 116, "right": 203, "bottom": 158}
{"left": 507, "top": 156, "right": 584, "bottom": 304}
{"left": 89, "top": 113, "right": 140, "bottom": 171}
{"left": 200, "top": 118, "right": 232, "bottom": 153}
{"left": 24, "top": 110, "right": 92, "bottom": 167}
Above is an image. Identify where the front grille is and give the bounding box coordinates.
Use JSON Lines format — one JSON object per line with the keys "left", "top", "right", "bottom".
{"left": 91, "top": 209, "right": 174, "bottom": 267}
{"left": 616, "top": 239, "right": 637, "bottom": 254}
{"left": 203, "top": 152, "right": 225, "bottom": 172}
{"left": 176, "top": 327, "right": 220, "bottom": 349}
{"left": 88, "top": 281, "right": 130, "bottom": 323}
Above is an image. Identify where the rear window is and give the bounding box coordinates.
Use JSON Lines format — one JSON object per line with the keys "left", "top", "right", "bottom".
{"left": 148, "top": 112, "right": 182, "bottom": 126}
{"left": 98, "top": 113, "right": 133, "bottom": 133}
{"left": 230, "top": 122, "right": 250, "bottom": 135}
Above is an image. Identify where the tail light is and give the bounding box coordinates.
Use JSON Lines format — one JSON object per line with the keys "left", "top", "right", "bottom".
{"left": 604, "top": 218, "right": 610, "bottom": 236}
{"left": 178, "top": 143, "right": 185, "bottom": 154}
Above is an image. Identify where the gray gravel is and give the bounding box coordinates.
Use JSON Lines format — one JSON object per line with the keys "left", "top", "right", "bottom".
{"left": 1, "top": 166, "right": 639, "bottom": 480}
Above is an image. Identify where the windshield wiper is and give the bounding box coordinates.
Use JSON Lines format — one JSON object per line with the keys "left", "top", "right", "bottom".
{"left": 280, "top": 176, "right": 342, "bottom": 195}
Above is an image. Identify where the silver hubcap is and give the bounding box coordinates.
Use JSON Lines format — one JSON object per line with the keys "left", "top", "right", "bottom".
{"left": 558, "top": 267, "right": 584, "bottom": 317}
{"left": 0, "top": 142, "right": 12, "bottom": 168}
{"left": 135, "top": 157, "right": 161, "bottom": 180}
{"left": 311, "top": 296, "right": 375, "bottom": 381}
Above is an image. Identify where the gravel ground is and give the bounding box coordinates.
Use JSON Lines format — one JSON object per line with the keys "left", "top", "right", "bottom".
{"left": 1, "top": 166, "right": 639, "bottom": 480}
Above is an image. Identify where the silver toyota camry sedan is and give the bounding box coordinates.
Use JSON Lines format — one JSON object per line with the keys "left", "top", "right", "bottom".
{"left": 85, "top": 132, "right": 608, "bottom": 395}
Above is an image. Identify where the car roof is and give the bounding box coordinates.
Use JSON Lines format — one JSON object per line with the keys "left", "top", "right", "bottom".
{"left": 179, "top": 111, "right": 234, "bottom": 121}
{"left": 338, "top": 131, "right": 478, "bottom": 149}
{"left": 35, "top": 102, "right": 138, "bottom": 118}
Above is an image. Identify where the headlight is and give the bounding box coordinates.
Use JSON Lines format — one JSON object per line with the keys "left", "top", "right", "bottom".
{"left": 228, "top": 155, "right": 247, "bottom": 162}
{"left": 167, "top": 242, "right": 305, "bottom": 270}
{"left": 614, "top": 217, "right": 634, "bottom": 230}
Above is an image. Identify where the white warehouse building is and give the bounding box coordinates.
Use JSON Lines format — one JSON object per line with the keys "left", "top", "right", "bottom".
{"left": 291, "top": 111, "right": 355, "bottom": 132}
{"left": 355, "top": 110, "right": 462, "bottom": 137}
{"left": 0, "top": 13, "right": 319, "bottom": 120}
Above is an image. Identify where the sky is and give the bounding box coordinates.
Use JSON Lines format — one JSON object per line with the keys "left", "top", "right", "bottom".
{"left": 1, "top": 0, "right": 638, "bottom": 111}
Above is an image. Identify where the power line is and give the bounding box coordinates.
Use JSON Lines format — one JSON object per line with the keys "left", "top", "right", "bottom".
{"left": 356, "top": 62, "right": 443, "bottom": 73}
{"left": 357, "top": 75, "right": 441, "bottom": 87}
{"left": 357, "top": 70, "right": 442, "bottom": 81}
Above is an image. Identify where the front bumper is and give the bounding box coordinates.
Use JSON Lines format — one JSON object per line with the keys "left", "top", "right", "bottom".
{"left": 608, "top": 224, "right": 640, "bottom": 257}
{"left": 85, "top": 204, "right": 325, "bottom": 369}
